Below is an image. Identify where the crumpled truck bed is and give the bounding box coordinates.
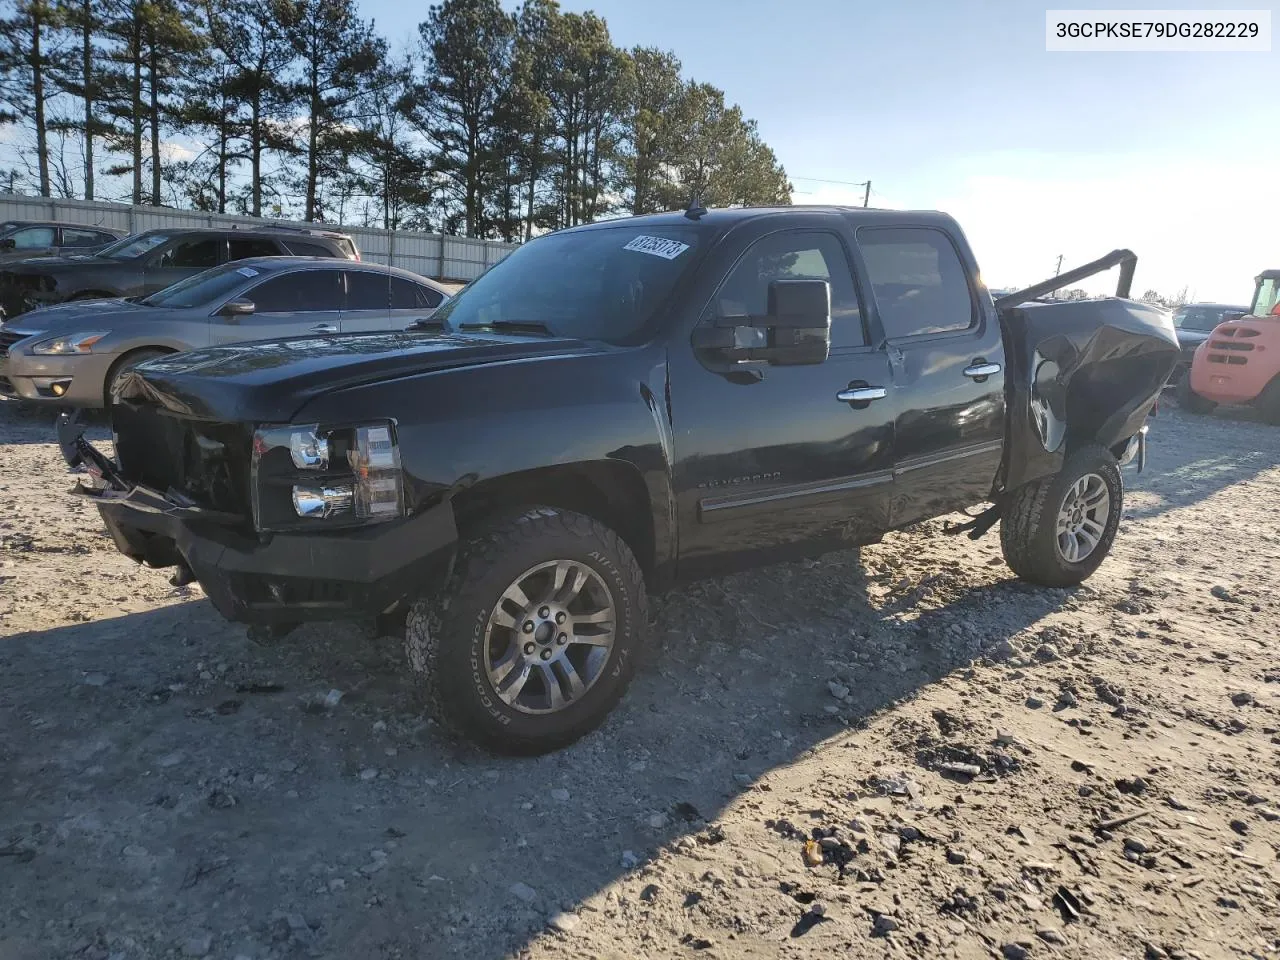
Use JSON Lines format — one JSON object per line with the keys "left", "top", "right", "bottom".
{"left": 998, "top": 296, "right": 1179, "bottom": 491}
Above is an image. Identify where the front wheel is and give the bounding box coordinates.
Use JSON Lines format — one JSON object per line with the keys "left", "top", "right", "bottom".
{"left": 1000, "top": 445, "right": 1123, "bottom": 587}
{"left": 404, "top": 507, "right": 647, "bottom": 755}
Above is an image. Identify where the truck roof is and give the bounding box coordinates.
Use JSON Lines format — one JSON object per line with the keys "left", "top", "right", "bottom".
{"left": 562, "top": 205, "right": 962, "bottom": 234}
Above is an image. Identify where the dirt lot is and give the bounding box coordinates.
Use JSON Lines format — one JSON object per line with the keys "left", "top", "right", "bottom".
{"left": 1, "top": 398, "right": 1277, "bottom": 960}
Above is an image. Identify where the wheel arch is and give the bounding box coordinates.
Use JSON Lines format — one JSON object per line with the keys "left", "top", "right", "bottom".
{"left": 449, "top": 459, "right": 661, "bottom": 587}
{"left": 103, "top": 345, "right": 178, "bottom": 406}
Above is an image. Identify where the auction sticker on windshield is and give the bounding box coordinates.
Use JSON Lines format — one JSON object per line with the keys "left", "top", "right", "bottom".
{"left": 623, "top": 235, "right": 690, "bottom": 260}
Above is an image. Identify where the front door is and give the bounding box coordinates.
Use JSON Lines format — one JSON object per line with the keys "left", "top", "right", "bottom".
{"left": 211, "top": 268, "right": 345, "bottom": 344}
{"left": 673, "top": 224, "right": 896, "bottom": 579}
{"left": 143, "top": 236, "right": 224, "bottom": 294}
{"left": 854, "top": 225, "right": 1006, "bottom": 526}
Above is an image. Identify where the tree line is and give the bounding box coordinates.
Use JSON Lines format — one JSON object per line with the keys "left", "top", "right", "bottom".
{"left": 0, "top": 0, "right": 792, "bottom": 238}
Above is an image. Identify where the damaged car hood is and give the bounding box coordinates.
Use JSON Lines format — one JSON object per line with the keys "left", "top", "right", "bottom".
{"left": 115, "top": 329, "right": 604, "bottom": 422}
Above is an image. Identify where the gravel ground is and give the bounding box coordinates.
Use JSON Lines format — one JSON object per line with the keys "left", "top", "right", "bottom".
{"left": 0, "top": 397, "right": 1277, "bottom": 960}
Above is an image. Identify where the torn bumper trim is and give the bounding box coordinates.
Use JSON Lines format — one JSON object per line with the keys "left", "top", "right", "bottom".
{"left": 1117, "top": 424, "right": 1149, "bottom": 472}
{"left": 74, "top": 482, "right": 457, "bottom": 625}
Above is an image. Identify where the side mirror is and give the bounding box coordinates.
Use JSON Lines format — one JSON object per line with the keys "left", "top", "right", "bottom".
{"left": 692, "top": 279, "right": 832, "bottom": 368}
{"left": 219, "top": 298, "right": 255, "bottom": 322}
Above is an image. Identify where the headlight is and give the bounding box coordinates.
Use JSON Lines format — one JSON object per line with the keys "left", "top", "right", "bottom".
{"left": 30, "top": 331, "right": 108, "bottom": 355}
{"left": 251, "top": 420, "right": 404, "bottom": 532}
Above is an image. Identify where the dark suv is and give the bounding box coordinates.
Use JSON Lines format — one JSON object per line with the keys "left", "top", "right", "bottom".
{"left": 0, "top": 220, "right": 124, "bottom": 263}
{"left": 0, "top": 225, "right": 360, "bottom": 318}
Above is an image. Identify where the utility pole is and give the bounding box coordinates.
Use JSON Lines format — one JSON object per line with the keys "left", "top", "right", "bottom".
{"left": 863, "top": 181, "right": 871, "bottom": 207}
{"left": 1054, "top": 254, "right": 1064, "bottom": 276}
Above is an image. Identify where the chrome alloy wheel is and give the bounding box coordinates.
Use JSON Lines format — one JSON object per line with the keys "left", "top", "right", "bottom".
{"left": 483, "top": 560, "right": 616, "bottom": 715}
{"left": 1055, "top": 473, "right": 1111, "bottom": 563}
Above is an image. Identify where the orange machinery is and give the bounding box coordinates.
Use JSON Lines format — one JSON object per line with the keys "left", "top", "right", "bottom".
{"left": 1181, "top": 269, "right": 1280, "bottom": 423}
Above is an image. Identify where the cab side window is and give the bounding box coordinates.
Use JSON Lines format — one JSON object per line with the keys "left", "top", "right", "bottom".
{"left": 706, "top": 231, "right": 865, "bottom": 348}
{"left": 857, "top": 227, "right": 974, "bottom": 339}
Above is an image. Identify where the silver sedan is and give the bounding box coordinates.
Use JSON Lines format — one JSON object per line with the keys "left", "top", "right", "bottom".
{"left": 0, "top": 257, "right": 449, "bottom": 408}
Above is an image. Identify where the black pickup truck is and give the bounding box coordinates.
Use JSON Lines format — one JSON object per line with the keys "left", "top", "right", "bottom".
{"left": 59, "top": 205, "right": 1178, "bottom": 754}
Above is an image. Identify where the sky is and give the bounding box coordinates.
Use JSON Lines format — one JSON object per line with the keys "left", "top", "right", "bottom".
{"left": 363, "top": 0, "right": 1277, "bottom": 303}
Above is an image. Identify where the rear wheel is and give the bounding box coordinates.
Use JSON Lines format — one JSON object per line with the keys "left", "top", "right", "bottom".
{"left": 103, "top": 348, "right": 168, "bottom": 408}
{"left": 1176, "top": 375, "right": 1216, "bottom": 415}
{"left": 404, "top": 507, "right": 647, "bottom": 755}
{"left": 1256, "top": 376, "right": 1280, "bottom": 426}
{"left": 1000, "top": 445, "right": 1123, "bottom": 587}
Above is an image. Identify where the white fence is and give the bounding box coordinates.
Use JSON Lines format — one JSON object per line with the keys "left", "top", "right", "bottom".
{"left": 0, "top": 194, "right": 519, "bottom": 282}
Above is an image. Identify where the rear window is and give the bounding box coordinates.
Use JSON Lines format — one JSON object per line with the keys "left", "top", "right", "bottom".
{"left": 858, "top": 227, "right": 974, "bottom": 339}
{"left": 345, "top": 270, "right": 390, "bottom": 309}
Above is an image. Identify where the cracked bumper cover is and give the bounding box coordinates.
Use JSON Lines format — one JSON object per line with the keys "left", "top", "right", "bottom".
{"left": 77, "top": 482, "right": 457, "bottom": 625}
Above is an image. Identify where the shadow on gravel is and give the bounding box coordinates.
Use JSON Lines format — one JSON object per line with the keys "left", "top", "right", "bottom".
{"left": 0, "top": 547, "right": 1071, "bottom": 959}
{"left": 1125, "top": 410, "right": 1279, "bottom": 521}
{"left": 0, "top": 398, "right": 107, "bottom": 446}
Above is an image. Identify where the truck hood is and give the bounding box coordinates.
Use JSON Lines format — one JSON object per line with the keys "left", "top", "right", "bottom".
{"left": 115, "top": 329, "right": 603, "bottom": 422}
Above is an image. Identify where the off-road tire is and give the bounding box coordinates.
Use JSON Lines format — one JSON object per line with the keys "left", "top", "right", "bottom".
{"left": 404, "top": 507, "right": 647, "bottom": 755}
{"left": 1255, "top": 376, "right": 1280, "bottom": 426}
{"left": 1176, "top": 376, "right": 1216, "bottom": 415}
{"left": 104, "top": 348, "right": 168, "bottom": 408}
{"left": 1000, "top": 445, "right": 1123, "bottom": 587}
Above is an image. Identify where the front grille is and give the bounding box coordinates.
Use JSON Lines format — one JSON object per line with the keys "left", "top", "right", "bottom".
{"left": 111, "top": 402, "right": 253, "bottom": 519}
{"left": 0, "top": 328, "right": 28, "bottom": 357}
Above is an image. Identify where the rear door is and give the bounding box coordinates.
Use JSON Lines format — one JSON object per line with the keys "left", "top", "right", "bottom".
{"left": 210, "top": 267, "right": 345, "bottom": 344}
{"left": 854, "top": 224, "right": 1006, "bottom": 526}
{"left": 143, "top": 235, "right": 224, "bottom": 293}
{"left": 339, "top": 269, "right": 393, "bottom": 332}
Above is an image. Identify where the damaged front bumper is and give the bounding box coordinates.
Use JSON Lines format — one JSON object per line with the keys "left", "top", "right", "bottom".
{"left": 58, "top": 415, "right": 457, "bottom": 625}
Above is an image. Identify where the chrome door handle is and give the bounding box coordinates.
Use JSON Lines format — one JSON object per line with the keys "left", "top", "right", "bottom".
{"left": 836, "top": 386, "right": 887, "bottom": 403}
{"left": 963, "top": 362, "right": 1001, "bottom": 379}
{"left": 310, "top": 323, "right": 339, "bottom": 334}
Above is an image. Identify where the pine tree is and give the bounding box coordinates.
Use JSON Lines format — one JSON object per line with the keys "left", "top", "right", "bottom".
{"left": 0, "top": 0, "right": 63, "bottom": 196}
{"left": 279, "top": 0, "right": 386, "bottom": 222}
{"left": 416, "top": 0, "right": 514, "bottom": 238}
{"left": 201, "top": 0, "right": 295, "bottom": 216}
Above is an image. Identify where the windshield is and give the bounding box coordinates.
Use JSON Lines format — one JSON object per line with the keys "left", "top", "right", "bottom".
{"left": 435, "top": 225, "right": 702, "bottom": 344}
{"left": 141, "top": 262, "right": 260, "bottom": 308}
{"left": 1172, "top": 305, "right": 1239, "bottom": 331}
{"left": 1251, "top": 278, "right": 1279, "bottom": 318}
{"left": 97, "top": 231, "right": 173, "bottom": 260}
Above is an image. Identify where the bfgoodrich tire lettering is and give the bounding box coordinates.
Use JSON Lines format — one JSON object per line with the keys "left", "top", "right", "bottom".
{"left": 404, "top": 507, "right": 647, "bottom": 755}
{"left": 1000, "top": 444, "right": 1123, "bottom": 587}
